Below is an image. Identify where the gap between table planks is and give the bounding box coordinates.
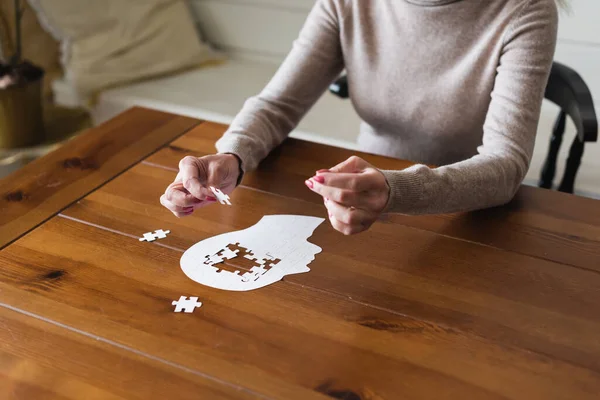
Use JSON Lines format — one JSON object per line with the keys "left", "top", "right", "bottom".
{"left": 143, "top": 121, "right": 600, "bottom": 271}
{"left": 0, "top": 306, "right": 262, "bottom": 400}
{"left": 0, "top": 107, "right": 201, "bottom": 250}
{"left": 1, "top": 111, "right": 597, "bottom": 396}
{"left": 2, "top": 164, "right": 599, "bottom": 396}
{"left": 59, "top": 163, "right": 600, "bottom": 375}
{"left": 1, "top": 213, "right": 599, "bottom": 400}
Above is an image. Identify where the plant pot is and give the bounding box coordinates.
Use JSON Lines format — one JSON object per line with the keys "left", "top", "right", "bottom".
{"left": 0, "top": 63, "right": 45, "bottom": 149}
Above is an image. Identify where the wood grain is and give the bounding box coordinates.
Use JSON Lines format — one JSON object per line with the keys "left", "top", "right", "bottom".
{"left": 143, "top": 121, "right": 600, "bottom": 270}
{"left": 2, "top": 110, "right": 599, "bottom": 399}
{"left": 59, "top": 164, "right": 600, "bottom": 374}
{"left": 1, "top": 212, "right": 599, "bottom": 399}
{"left": 0, "top": 107, "right": 200, "bottom": 250}
{"left": 0, "top": 307, "right": 258, "bottom": 400}
{"left": 0, "top": 221, "right": 497, "bottom": 400}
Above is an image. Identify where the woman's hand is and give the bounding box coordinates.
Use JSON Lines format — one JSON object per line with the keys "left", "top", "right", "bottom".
{"left": 160, "top": 154, "right": 240, "bottom": 217}
{"left": 305, "top": 156, "right": 390, "bottom": 235}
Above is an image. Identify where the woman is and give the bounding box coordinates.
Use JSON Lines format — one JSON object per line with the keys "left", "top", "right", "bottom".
{"left": 161, "top": 0, "right": 559, "bottom": 235}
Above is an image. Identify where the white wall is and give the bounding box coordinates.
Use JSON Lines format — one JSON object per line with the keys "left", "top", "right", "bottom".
{"left": 555, "top": 1, "right": 600, "bottom": 104}
{"left": 189, "top": 0, "right": 312, "bottom": 63}
{"left": 190, "top": 0, "right": 600, "bottom": 103}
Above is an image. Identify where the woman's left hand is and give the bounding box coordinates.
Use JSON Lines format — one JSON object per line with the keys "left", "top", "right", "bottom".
{"left": 305, "top": 156, "right": 390, "bottom": 235}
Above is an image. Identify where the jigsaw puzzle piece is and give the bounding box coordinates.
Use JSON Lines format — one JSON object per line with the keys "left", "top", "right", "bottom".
{"left": 154, "top": 229, "right": 170, "bottom": 239}
{"left": 139, "top": 232, "right": 156, "bottom": 242}
{"left": 218, "top": 245, "right": 239, "bottom": 260}
{"left": 210, "top": 186, "right": 232, "bottom": 206}
{"left": 139, "top": 229, "right": 171, "bottom": 242}
{"left": 172, "top": 296, "right": 202, "bottom": 313}
{"left": 204, "top": 253, "right": 225, "bottom": 266}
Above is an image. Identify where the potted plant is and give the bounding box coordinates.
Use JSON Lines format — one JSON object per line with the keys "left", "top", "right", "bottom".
{"left": 0, "top": 0, "right": 44, "bottom": 149}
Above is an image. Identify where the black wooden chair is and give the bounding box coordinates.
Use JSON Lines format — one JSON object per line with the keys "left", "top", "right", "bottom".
{"left": 328, "top": 62, "right": 598, "bottom": 194}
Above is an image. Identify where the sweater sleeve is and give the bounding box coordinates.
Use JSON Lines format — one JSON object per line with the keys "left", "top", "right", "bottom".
{"left": 215, "top": 0, "right": 346, "bottom": 173}
{"left": 381, "top": 0, "right": 558, "bottom": 215}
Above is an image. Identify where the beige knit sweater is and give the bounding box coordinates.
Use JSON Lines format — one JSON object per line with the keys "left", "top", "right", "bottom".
{"left": 216, "top": 0, "right": 558, "bottom": 214}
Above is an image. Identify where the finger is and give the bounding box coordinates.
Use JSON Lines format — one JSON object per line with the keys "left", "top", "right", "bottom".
{"left": 161, "top": 195, "right": 218, "bottom": 216}
{"left": 191, "top": 198, "right": 218, "bottom": 210}
{"left": 179, "top": 156, "right": 207, "bottom": 199}
{"left": 313, "top": 170, "right": 379, "bottom": 191}
{"left": 164, "top": 184, "right": 204, "bottom": 207}
{"left": 329, "top": 156, "right": 371, "bottom": 173}
{"left": 308, "top": 178, "right": 380, "bottom": 209}
{"left": 205, "top": 161, "right": 231, "bottom": 195}
{"left": 325, "top": 197, "right": 376, "bottom": 227}
{"left": 307, "top": 179, "right": 359, "bottom": 206}
{"left": 160, "top": 194, "right": 196, "bottom": 215}
{"left": 328, "top": 214, "right": 369, "bottom": 236}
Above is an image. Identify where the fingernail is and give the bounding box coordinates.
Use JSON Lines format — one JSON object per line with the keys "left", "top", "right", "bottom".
{"left": 316, "top": 169, "right": 329, "bottom": 174}
{"left": 206, "top": 196, "right": 217, "bottom": 202}
{"left": 305, "top": 180, "right": 314, "bottom": 189}
{"left": 184, "top": 207, "right": 194, "bottom": 212}
{"left": 313, "top": 175, "right": 325, "bottom": 184}
{"left": 328, "top": 212, "right": 332, "bottom": 218}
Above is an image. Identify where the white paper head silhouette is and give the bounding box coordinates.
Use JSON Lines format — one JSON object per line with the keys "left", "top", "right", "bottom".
{"left": 180, "top": 215, "right": 324, "bottom": 291}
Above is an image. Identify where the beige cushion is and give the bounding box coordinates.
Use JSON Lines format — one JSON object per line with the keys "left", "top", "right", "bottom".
{"left": 28, "top": 0, "right": 223, "bottom": 103}
{"left": 0, "top": 0, "right": 62, "bottom": 97}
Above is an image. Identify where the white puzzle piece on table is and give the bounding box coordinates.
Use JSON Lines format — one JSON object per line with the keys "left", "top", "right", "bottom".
{"left": 180, "top": 215, "right": 324, "bottom": 291}
{"left": 139, "top": 229, "right": 170, "bottom": 242}
{"left": 210, "top": 186, "right": 231, "bottom": 205}
{"left": 172, "top": 296, "right": 202, "bottom": 313}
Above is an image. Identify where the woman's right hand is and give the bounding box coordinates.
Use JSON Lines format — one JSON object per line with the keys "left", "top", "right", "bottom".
{"left": 160, "top": 154, "right": 241, "bottom": 217}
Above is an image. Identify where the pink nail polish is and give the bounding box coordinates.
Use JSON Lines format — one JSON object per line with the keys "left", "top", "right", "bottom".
{"left": 305, "top": 180, "right": 314, "bottom": 189}
{"left": 206, "top": 196, "right": 217, "bottom": 202}
{"left": 313, "top": 176, "right": 325, "bottom": 184}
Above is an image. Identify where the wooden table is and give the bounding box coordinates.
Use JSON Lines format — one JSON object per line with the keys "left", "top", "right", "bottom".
{"left": 1, "top": 107, "right": 599, "bottom": 400}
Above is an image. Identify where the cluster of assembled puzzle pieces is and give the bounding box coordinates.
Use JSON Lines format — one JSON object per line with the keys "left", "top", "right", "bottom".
{"left": 204, "top": 243, "right": 281, "bottom": 283}
{"left": 171, "top": 242, "right": 285, "bottom": 313}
